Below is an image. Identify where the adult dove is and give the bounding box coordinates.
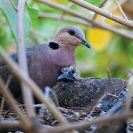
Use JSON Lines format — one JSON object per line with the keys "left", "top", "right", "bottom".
{"left": 0, "top": 26, "right": 90, "bottom": 101}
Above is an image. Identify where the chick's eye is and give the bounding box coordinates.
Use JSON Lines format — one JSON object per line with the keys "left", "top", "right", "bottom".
{"left": 71, "top": 70, "right": 75, "bottom": 74}
{"left": 68, "top": 29, "right": 75, "bottom": 36}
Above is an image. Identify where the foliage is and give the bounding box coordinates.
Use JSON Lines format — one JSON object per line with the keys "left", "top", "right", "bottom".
{"left": 0, "top": 0, "right": 133, "bottom": 79}
{"left": 0, "top": 0, "right": 31, "bottom": 40}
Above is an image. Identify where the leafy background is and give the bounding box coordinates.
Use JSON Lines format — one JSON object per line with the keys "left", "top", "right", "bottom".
{"left": 0, "top": 0, "right": 133, "bottom": 80}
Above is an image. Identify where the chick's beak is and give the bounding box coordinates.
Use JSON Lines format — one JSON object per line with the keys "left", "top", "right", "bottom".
{"left": 57, "top": 72, "right": 75, "bottom": 81}
{"left": 81, "top": 39, "right": 91, "bottom": 48}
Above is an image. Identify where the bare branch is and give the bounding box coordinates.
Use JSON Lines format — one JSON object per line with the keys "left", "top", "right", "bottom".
{"left": 92, "top": 0, "right": 107, "bottom": 20}
{"left": 39, "top": 13, "right": 92, "bottom": 26}
{"left": 0, "top": 76, "right": 12, "bottom": 118}
{"left": 0, "top": 76, "right": 31, "bottom": 128}
{"left": 0, "top": 120, "right": 21, "bottom": 129}
{"left": 70, "top": 0, "right": 133, "bottom": 28}
{"left": 115, "top": 0, "right": 128, "bottom": 20}
{"left": 36, "top": 0, "right": 133, "bottom": 40}
{"left": 17, "top": 0, "right": 35, "bottom": 118}
{"left": 50, "top": 2, "right": 74, "bottom": 39}
{"left": 110, "top": 0, "right": 127, "bottom": 13}
{"left": 87, "top": 93, "right": 106, "bottom": 116}
{"left": 106, "top": 67, "right": 111, "bottom": 93}
{"left": 30, "top": 28, "right": 48, "bottom": 41}
{"left": 9, "top": 0, "right": 18, "bottom": 11}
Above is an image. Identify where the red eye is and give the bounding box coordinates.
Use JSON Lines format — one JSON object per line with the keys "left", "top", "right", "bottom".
{"left": 68, "top": 29, "right": 75, "bottom": 36}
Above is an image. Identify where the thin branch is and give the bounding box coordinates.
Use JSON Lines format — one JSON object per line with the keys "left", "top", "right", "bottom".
{"left": 50, "top": 2, "right": 74, "bottom": 39}
{"left": 0, "top": 76, "right": 31, "bottom": 129}
{"left": 92, "top": 0, "right": 107, "bottom": 20}
{"left": 30, "top": 28, "right": 48, "bottom": 41}
{"left": 0, "top": 76, "right": 12, "bottom": 118}
{"left": 39, "top": 13, "right": 92, "bottom": 26}
{"left": 109, "top": 0, "right": 127, "bottom": 13}
{"left": 9, "top": 0, "right": 18, "bottom": 11}
{"left": 70, "top": 0, "right": 133, "bottom": 28}
{"left": 0, "top": 46, "right": 68, "bottom": 124}
{"left": 115, "top": 0, "right": 128, "bottom": 20}
{"left": 0, "top": 120, "right": 21, "bottom": 129}
{"left": 106, "top": 67, "right": 111, "bottom": 93}
{"left": 36, "top": 0, "right": 133, "bottom": 40}
{"left": 87, "top": 93, "right": 106, "bottom": 116}
{"left": 17, "top": 0, "right": 35, "bottom": 118}
{"left": 99, "top": 0, "right": 114, "bottom": 24}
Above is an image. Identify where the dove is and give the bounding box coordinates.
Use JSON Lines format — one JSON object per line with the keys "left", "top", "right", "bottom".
{"left": 0, "top": 26, "right": 90, "bottom": 102}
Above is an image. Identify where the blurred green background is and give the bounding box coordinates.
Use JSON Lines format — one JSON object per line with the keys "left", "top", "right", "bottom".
{"left": 0, "top": 0, "right": 133, "bottom": 80}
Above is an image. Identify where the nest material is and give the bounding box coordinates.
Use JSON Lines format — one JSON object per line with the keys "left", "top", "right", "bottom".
{"left": 0, "top": 77, "right": 132, "bottom": 133}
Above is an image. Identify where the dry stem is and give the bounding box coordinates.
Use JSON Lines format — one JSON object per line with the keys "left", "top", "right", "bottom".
{"left": 0, "top": 77, "right": 31, "bottom": 129}
{"left": 36, "top": 0, "right": 133, "bottom": 40}
{"left": 115, "top": 0, "right": 128, "bottom": 20}
{"left": 70, "top": 0, "right": 133, "bottom": 28}
{"left": 0, "top": 120, "right": 21, "bottom": 129}
{"left": 39, "top": 12, "right": 92, "bottom": 26}
{"left": 0, "top": 76, "right": 12, "bottom": 118}
{"left": 92, "top": 0, "right": 107, "bottom": 20}
{"left": 50, "top": 2, "right": 74, "bottom": 39}
{"left": 10, "top": 0, "right": 18, "bottom": 11}
{"left": 17, "top": 0, "right": 35, "bottom": 118}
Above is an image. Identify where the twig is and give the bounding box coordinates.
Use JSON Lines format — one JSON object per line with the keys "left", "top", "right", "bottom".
{"left": 106, "top": 67, "right": 111, "bottom": 93}
{"left": 45, "top": 86, "right": 59, "bottom": 107}
{"left": 36, "top": 0, "right": 133, "bottom": 40}
{"left": 39, "top": 12, "right": 92, "bottom": 26}
{"left": 124, "top": 93, "right": 132, "bottom": 113}
{"left": 0, "top": 46, "right": 68, "bottom": 124}
{"left": 92, "top": 0, "right": 107, "bottom": 20}
{"left": 9, "top": 0, "right": 18, "bottom": 11}
{"left": 0, "top": 120, "right": 21, "bottom": 129}
{"left": 87, "top": 93, "right": 106, "bottom": 116}
{"left": 17, "top": 0, "right": 35, "bottom": 118}
{"left": 0, "top": 76, "right": 12, "bottom": 118}
{"left": 0, "top": 76, "right": 31, "bottom": 128}
{"left": 109, "top": 0, "right": 127, "bottom": 13}
{"left": 115, "top": 0, "right": 128, "bottom": 20}
{"left": 70, "top": 0, "right": 133, "bottom": 28}
{"left": 105, "top": 101, "right": 123, "bottom": 117}
{"left": 99, "top": 0, "right": 114, "bottom": 24}
{"left": 4, "top": 103, "right": 46, "bottom": 118}
{"left": 50, "top": 2, "right": 74, "bottom": 39}
{"left": 106, "top": 93, "right": 119, "bottom": 100}
{"left": 30, "top": 28, "right": 48, "bottom": 41}
{"left": 42, "top": 111, "right": 133, "bottom": 133}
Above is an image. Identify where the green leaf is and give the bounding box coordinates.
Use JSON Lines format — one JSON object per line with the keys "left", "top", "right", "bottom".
{"left": 0, "top": 0, "right": 31, "bottom": 40}
{"left": 26, "top": 4, "right": 39, "bottom": 19}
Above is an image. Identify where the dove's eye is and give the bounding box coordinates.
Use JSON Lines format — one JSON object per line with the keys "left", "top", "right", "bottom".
{"left": 68, "top": 29, "right": 75, "bottom": 36}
